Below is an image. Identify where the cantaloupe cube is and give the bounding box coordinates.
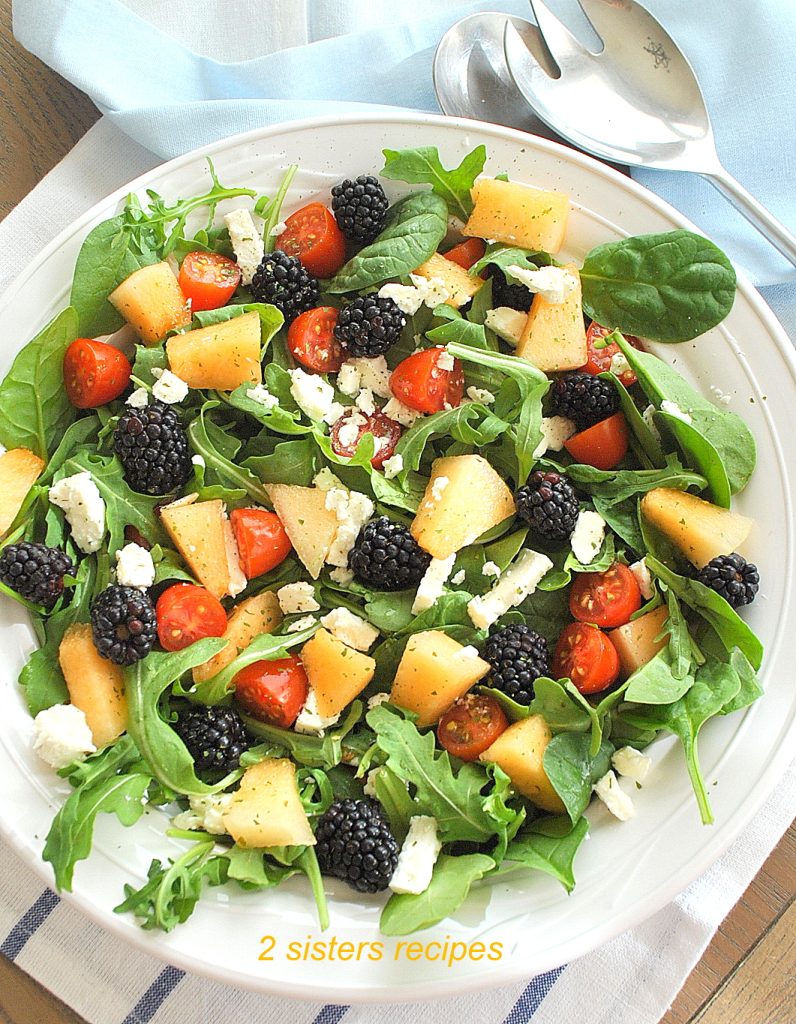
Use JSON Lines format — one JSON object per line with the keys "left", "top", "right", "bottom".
{"left": 463, "top": 178, "right": 570, "bottom": 253}
{"left": 192, "top": 590, "right": 282, "bottom": 684}
{"left": 160, "top": 498, "right": 230, "bottom": 598}
{"left": 516, "top": 264, "right": 587, "bottom": 372}
{"left": 390, "top": 630, "right": 490, "bottom": 727}
{"left": 300, "top": 628, "right": 375, "bottom": 718}
{"left": 412, "top": 252, "right": 483, "bottom": 309}
{"left": 58, "top": 623, "right": 127, "bottom": 747}
{"left": 222, "top": 758, "right": 315, "bottom": 848}
{"left": 640, "top": 488, "right": 753, "bottom": 569}
{"left": 0, "top": 448, "right": 45, "bottom": 537}
{"left": 108, "top": 262, "right": 191, "bottom": 345}
{"left": 609, "top": 605, "right": 669, "bottom": 679}
{"left": 265, "top": 484, "right": 339, "bottom": 579}
{"left": 411, "top": 454, "right": 516, "bottom": 559}
{"left": 480, "top": 714, "right": 565, "bottom": 814}
{"left": 166, "top": 311, "right": 262, "bottom": 391}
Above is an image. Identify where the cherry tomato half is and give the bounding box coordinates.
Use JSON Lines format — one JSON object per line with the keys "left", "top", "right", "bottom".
{"left": 230, "top": 507, "right": 292, "bottom": 579}
{"left": 444, "top": 238, "right": 486, "bottom": 271}
{"left": 178, "top": 251, "right": 241, "bottom": 312}
{"left": 390, "top": 347, "right": 465, "bottom": 414}
{"left": 569, "top": 562, "right": 642, "bottom": 629}
{"left": 565, "top": 412, "right": 629, "bottom": 471}
{"left": 581, "top": 322, "right": 643, "bottom": 387}
{"left": 552, "top": 622, "right": 620, "bottom": 695}
{"left": 287, "top": 306, "right": 344, "bottom": 373}
{"left": 63, "top": 338, "right": 131, "bottom": 409}
{"left": 156, "top": 584, "right": 227, "bottom": 652}
{"left": 233, "top": 654, "right": 309, "bottom": 728}
{"left": 279, "top": 202, "right": 346, "bottom": 279}
{"left": 330, "top": 410, "right": 402, "bottom": 470}
{"left": 437, "top": 693, "right": 509, "bottom": 762}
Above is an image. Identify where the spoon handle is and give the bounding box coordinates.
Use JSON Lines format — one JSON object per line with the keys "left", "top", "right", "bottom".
{"left": 703, "top": 168, "right": 796, "bottom": 269}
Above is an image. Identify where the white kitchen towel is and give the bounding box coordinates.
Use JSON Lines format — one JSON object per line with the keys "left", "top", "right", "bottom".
{"left": 0, "top": 116, "right": 794, "bottom": 1024}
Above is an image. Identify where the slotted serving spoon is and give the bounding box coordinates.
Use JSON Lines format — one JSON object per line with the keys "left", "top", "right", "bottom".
{"left": 503, "top": 0, "right": 796, "bottom": 267}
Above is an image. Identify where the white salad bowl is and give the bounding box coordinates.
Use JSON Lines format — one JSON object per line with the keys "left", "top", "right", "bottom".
{"left": 0, "top": 113, "right": 794, "bottom": 1004}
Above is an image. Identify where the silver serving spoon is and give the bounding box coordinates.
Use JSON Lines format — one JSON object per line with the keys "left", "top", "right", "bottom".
{"left": 503, "top": 0, "right": 796, "bottom": 268}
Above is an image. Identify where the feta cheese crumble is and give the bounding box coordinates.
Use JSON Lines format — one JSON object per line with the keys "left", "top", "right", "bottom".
{"left": 593, "top": 770, "right": 635, "bottom": 820}
{"left": 642, "top": 404, "right": 661, "bottom": 440}
{"left": 612, "top": 746, "right": 652, "bottom": 783}
{"left": 430, "top": 475, "right": 449, "bottom": 502}
{"left": 367, "top": 692, "right": 391, "bottom": 710}
{"left": 329, "top": 566, "right": 355, "bottom": 586}
{"left": 277, "top": 581, "right": 319, "bottom": 614}
{"left": 49, "top": 472, "right": 106, "bottom": 554}
{"left": 450, "top": 569, "right": 466, "bottom": 586}
{"left": 378, "top": 274, "right": 451, "bottom": 315}
{"left": 629, "top": 558, "right": 655, "bottom": 600}
{"left": 325, "top": 489, "right": 375, "bottom": 568}
{"left": 115, "top": 543, "right": 155, "bottom": 589}
{"left": 246, "top": 383, "right": 279, "bottom": 409}
{"left": 389, "top": 816, "right": 442, "bottom": 895}
{"left": 382, "top": 453, "right": 404, "bottom": 479}
{"left": 533, "top": 416, "right": 578, "bottom": 458}
{"left": 485, "top": 306, "right": 526, "bottom": 347}
{"left": 466, "top": 386, "right": 495, "bottom": 405}
{"left": 382, "top": 396, "right": 423, "bottom": 427}
{"left": 287, "top": 615, "right": 318, "bottom": 633}
{"left": 660, "top": 399, "right": 693, "bottom": 425}
{"left": 172, "top": 793, "right": 232, "bottom": 835}
{"left": 570, "top": 510, "right": 606, "bottom": 566}
{"left": 468, "top": 548, "right": 553, "bottom": 629}
{"left": 506, "top": 264, "right": 579, "bottom": 305}
{"left": 126, "top": 387, "right": 149, "bottom": 409}
{"left": 349, "top": 356, "right": 392, "bottom": 398}
{"left": 294, "top": 689, "right": 340, "bottom": 736}
{"left": 191, "top": 454, "right": 206, "bottom": 469}
{"left": 320, "top": 607, "right": 379, "bottom": 651}
{"left": 437, "top": 349, "right": 455, "bottom": 372}
{"left": 152, "top": 369, "right": 189, "bottom": 404}
{"left": 355, "top": 387, "right": 376, "bottom": 416}
{"left": 224, "top": 208, "right": 264, "bottom": 286}
{"left": 337, "top": 362, "right": 362, "bottom": 396}
{"left": 710, "top": 385, "right": 732, "bottom": 405}
{"left": 412, "top": 554, "right": 456, "bottom": 615}
{"left": 33, "top": 704, "right": 95, "bottom": 770}
{"left": 609, "top": 351, "right": 632, "bottom": 377}
{"left": 289, "top": 367, "right": 337, "bottom": 422}
{"left": 482, "top": 561, "right": 501, "bottom": 578}
{"left": 335, "top": 411, "right": 367, "bottom": 449}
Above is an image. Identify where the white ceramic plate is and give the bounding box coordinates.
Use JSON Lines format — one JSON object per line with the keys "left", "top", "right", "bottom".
{"left": 0, "top": 114, "right": 794, "bottom": 1004}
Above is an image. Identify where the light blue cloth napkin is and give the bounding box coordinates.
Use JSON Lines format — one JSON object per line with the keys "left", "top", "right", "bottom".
{"left": 12, "top": 0, "right": 796, "bottom": 298}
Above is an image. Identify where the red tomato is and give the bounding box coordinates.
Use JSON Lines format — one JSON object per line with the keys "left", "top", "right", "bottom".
{"left": 390, "top": 347, "right": 465, "bottom": 414}
{"left": 330, "top": 410, "right": 402, "bottom": 470}
{"left": 552, "top": 622, "right": 620, "bottom": 695}
{"left": 569, "top": 563, "right": 642, "bottom": 629}
{"left": 156, "top": 584, "right": 227, "bottom": 652}
{"left": 279, "top": 203, "right": 346, "bottom": 279}
{"left": 444, "top": 238, "right": 486, "bottom": 271}
{"left": 63, "top": 338, "right": 131, "bottom": 409}
{"left": 287, "top": 306, "right": 344, "bottom": 373}
{"left": 233, "top": 654, "right": 309, "bottom": 728}
{"left": 564, "top": 412, "right": 629, "bottom": 470}
{"left": 437, "top": 693, "right": 509, "bottom": 762}
{"left": 230, "top": 508, "right": 292, "bottom": 579}
{"left": 582, "top": 322, "right": 643, "bottom": 386}
{"left": 178, "top": 251, "right": 241, "bottom": 312}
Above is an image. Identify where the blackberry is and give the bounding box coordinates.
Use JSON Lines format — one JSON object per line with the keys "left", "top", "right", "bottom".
{"left": 334, "top": 295, "right": 406, "bottom": 357}
{"left": 173, "top": 706, "right": 249, "bottom": 775}
{"left": 487, "top": 266, "right": 533, "bottom": 312}
{"left": 114, "top": 400, "right": 192, "bottom": 496}
{"left": 250, "top": 249, "right": 319, "bottom": 323}
{"left": 331, "top": 175, "right": 389, "bottom": 243}
{"left": 484, "top": 624, "right": 549, "bottom": 705}
{"left": 91, "top": 584, "right": 157, "bottom": 665}
{"left": 551, "top": 372, "right": 619, "bottom": 430}
{"left": 0, "top": 542, "right": 73, "bottom": 608}
{"left": 516, "top": 471, "right": 580, "bottom": 542}
{"left": 315, "top": 798, "right": 399, "bottom": 893}
{"left": 695, "top": 553, "right": 759, "bottom": 608}
{"left": 348, "top": 516, "right": 431, "bottom": 591}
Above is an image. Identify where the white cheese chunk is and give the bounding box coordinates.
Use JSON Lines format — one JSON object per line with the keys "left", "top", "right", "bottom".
{"left": 532, "top": 416, "right": 578, "bottom": 458}
{"left": 609, "top": 351, "right": 631, "bottom": 377}
{"left": 115, "top": 543, "right": 155, "bottom": 589}
{"left": 378, "top": 275, "right": 450, "bottom": 315}
{"left": 468, "top": 549, "right": 553, "bottom": 629}
{"left": 272, "top": 221, "right": 287, "bottom": 236}
{"left": 287, "top": 614, "right": 318, "bottom": 633}
{"left": 33, "top": 704, "right": 96, "bottom": 770}
{"left": 382, "top": 453, "right": 404, "bottom": 479}
{"left": 325, "top": 402, "right": 346, "bottom": 426}
{"left": 325, "top": 488, "right": 375, "bottom": 568}
{"left": 382, "top": 396, "right": 423, "bottom": 427}
{"left": 389, "top": 815, "right": 442, "bottom": 895}
{"left": 437, "top": 349, "right": 455, "bottom": 372}
{"left": 173, "top": 793, "right": 232, "bottom": 835}
{"left": 363, "top": 766, "right": 382, "bottom": 798}
{"left": 629, "top": 558, "right": 655, "bottom": 600}
{"left": 126, "top": 387, "right": 149, "bottom": 409}
{"left": 485, "top": 306, "right": 526, "bottom": 347}
{"left": 320, "top": 607, "right": 379, "bottom": 651}
{"left": 367, "top": 692, "right": 391, "bottom": 710}
{"left": 466, "top": 386, "right": 496, "bottom": 405}
{"left": 593, "top": 770, "right": 636, "bottom": 820}
{"left": 660, "top": 399, "right": 693, "bottom": 424}
{"left": 329, "top": 566, "right": 355, "bottom": 586}
{"left": 191, "top": 454, "right": 206, "bottom": 469}
{"left": 506, "top": 264, "right": 579, "bottom": 305}
{"left": 642, "top": 404, "right": 662, "bottom": 440}
{"left": 335, "top": 411, "right": 367, "bottom": 449}
{"left": 152, "top": 369, "right": 189, "bottom": 404}
{"left": 450, "top": 569, "right": 466, "bottom": 586}
{"left": 294, "top": 689, "right": 340, "bottom": 736}
{"left": 49, "top": 472, "right": 106, "bottom": 554}
{"left": 289, "top": 367, "right": 336, "bottom": 422}
{"left": 337, "top": 362, "right": 362, "bottom": 396}
{"left": 223, "top": 518, "right": 248, "bottom": 598}
{"left": 412, "top": 554, "right": 456, "bottom": 614}
{"left": 570, "top": 510, "right": 607, "bottom": 566}
{"left": 355, "top": 387, "right": 376, "bottom": 416}
{"left": 224, "top": 208, "right": 264, "bottom": 286}
{"left": 246, "top": 383, "right": 279, "bottom": 409}
{"left": 482, "top": 560, "right": 501, "bottom": 578}
{"left": 710, "top": 385, "right": 732, "bottom": 405}
{"left": 277, "top": 581, "right": 319, "bottom": 614}
{"left": 430, "top": 475, "right": 449, "bottom": 502}
{"left": 611, "top": 746, "right": 652, "bottom": 783}
{"left": 349, "top": 356, "right": 392, "bottom": 398}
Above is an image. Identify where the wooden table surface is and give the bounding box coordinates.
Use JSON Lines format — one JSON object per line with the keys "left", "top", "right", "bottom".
{"left": 0, "top": 3, "right": 794, "bottom": 1022}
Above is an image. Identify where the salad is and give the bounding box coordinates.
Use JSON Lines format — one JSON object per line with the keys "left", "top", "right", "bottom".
{"left": 0, "top": 143, "right": 763, "bottom": 938}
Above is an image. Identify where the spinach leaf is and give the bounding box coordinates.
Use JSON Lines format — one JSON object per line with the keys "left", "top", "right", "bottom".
{"left": 381, "top": 145, "right": 486, "bottom": 220}
{"left": 580, "top": 230, "right": 736, "bottom": 342}
{"left": 655, "top": 410, "right": 731, "bottom": 507}
{"left": 614, "top": 334, "right": 756, "bottom": 494}
{"left": 224, "top": 846, "right": 299, "bottom": 890}
{"left": 469, "top": 243, "right": 552, "bottom": 279}
{"left": 489, "top": 676, "right": 589, "bottom": 731}
{"left": 504, "top": 815, "right": 589, "bottom": 893}
{"left": 602, "top": 371, "right": 665, "bottom": 468}
{"left": 666, "top": 589, "right": 695, "bottom": 679}
{"left": 721, "top": 649, "right": 764, "bottom": 715}
{"left": 192, "top": 301, "right": 283, "bottom": 348}
{"left": 131, "top": 344, "right": 168, "bottom": 387}
{"left": 624, "top": 648, "right": 693, "bottom": 704}
{"left": 565, "top": 453, "right": 706, "bottom": 503}
{"left": 328, "top": 192, "right": 448, "bottom": 293}
{"left": 244, "top": 438, "right": 317, "bottom": 487}
{"left": 380, "top": 853, "right": 494, "bottom": 936}
{"left": 39, "top": 416, "right": 101, "bottom": 485}
{"left": 593, "top": 493, "right": 645, "bottom": 554}
{"left": 0, "top": 307, "right": 79, "bottom": 458}
{"left": 188, "top": 406, "right": 272, "bottom": 504}
{"left": 542, "top": 733, "right": 614, "bottom": 824}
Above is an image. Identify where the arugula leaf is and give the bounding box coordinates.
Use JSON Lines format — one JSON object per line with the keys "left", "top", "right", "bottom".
{"left": 328, "top": 192, "right": 448, "bottom": 293}
{"left": 396, "top": 402, "right": 507, "bottom": 474}
{"left": 240, "top": 701, "right": 363, "bottom": 770}
{"left": 580, "top": 230, "right": 736, "bottom": 343}
{"left": 666, "top": 589, "right": 695, "bottom": 679}
{"left": 224, "top": 845, "right": 299, "bottom": 890}
{"left": 380, "top": 854, "right": 494, "bottom": 936}
{"left": 469, "top": 243, "right": 552, "bottom": 279}
{"left": 39, "top": 415, "right": 101, "bottom": 485}
{"left": 188, "top": 405, "right": 271, "bottom": 504}
{"left": 227, "top": 369, "right": 310, "bottom": 437}
{"left": 565, "top": 453, "right": 706, "bottom": 503}
{"left": 373, "top": 765, "right": 416, "bottom": 843}
{"left": 0, "top": 308, "right": 79, "bottom": 458}
{"left": 244, "top": 437, "right": 318, "bottom": 487}
{"left": 381, "top": 145, "right": 486, "bottom": 220}
{"left": 542, "top": 733, "right": 614, "bottom": 824}
{"left": 504, "top": 815, "right": 589, "bottom": 893}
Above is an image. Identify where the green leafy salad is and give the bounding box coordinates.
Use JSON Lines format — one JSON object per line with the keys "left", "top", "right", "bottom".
{"left": 0, "top": 143, "right": 764, "bottom": 937}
